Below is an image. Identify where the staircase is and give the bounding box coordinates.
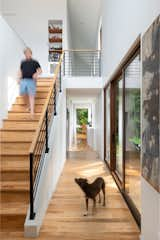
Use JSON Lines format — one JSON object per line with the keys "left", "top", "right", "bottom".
{"left": 0, "top": 78, "right": 53, "bottom": 233}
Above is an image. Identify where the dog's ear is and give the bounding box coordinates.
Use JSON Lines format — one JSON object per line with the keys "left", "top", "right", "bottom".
{"left": 75, "top": 178, "right": 78, "bottom": 183}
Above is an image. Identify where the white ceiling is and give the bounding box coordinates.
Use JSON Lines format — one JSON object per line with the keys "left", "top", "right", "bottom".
{"left": 67, "top": 88, "right": 101, "bottom": 105}
{"left": 67, "top": 0, "right": 102, "bottom": 49}
{"left": 67, "top": 88, "right": 101, "bottom": 98}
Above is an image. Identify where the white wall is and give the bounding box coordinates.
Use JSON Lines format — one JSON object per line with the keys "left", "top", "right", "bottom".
{"left": 95, "top": 90, "right": 104, "bottom": 160}
{"left": 141, "top": 178, "right": 160, "bottom": 240}
{"left": 64, "top": 76, "right": 103, "bottom": 89}
{"left": 96, "top": 16, "right": 102, "bottom": 50}
{"left": 0, "top": 16, "right": 25, "bottom": 127}
{"left": 2, "top": 0, "right": 69, "bottom": 75}
{"left": 66, "top": 0, "right": 72, "bottom": 50}
{"left": 67, "top": 0, "right": 102, "bottom": 49}
{"left": 102, "top": 0, "right": 160, "bottom": 85}
{"left": 0, "top": 0, "right": 2, "bottom": 14}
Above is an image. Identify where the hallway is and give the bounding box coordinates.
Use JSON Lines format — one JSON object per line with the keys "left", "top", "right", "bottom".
{"left": 39, "top": 151, "right": 140, "bottom": 239}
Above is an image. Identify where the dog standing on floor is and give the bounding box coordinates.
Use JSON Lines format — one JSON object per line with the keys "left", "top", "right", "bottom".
{"left": 75, "top": 177, "right": 106, "bottom": 216}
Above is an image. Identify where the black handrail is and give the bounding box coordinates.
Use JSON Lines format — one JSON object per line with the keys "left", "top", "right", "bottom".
{"left": 29, "top": 53, "right": 63, "bottom": 220}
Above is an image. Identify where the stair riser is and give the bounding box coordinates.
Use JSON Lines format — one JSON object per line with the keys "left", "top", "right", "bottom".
{"left": 1, "top": 172, "right": 29, "bottom": 182}
{"left": 0, "top": 215, "right": 26, "bottom": 232}
{"left": 0, "top": 156, "right": 29, "bottom": 162}
{"left": 2, "top": 122, "right": 38, "bottom": 130}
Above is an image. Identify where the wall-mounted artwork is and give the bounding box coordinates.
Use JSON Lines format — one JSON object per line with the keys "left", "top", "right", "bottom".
{"left": 142, "top": 16, "right": 160, "bottom": 192}
{"left": 142, "top": 15, "right": 160, "bottom": 192}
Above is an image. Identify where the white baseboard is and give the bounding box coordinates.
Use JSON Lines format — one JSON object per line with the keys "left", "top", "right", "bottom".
{"left": 139, "top": 235, "right": 143, "bottom": 240}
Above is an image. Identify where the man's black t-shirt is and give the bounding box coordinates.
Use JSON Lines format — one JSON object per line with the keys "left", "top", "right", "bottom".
{"left": 20, "top": 59, "right": 41, "bottom": 79}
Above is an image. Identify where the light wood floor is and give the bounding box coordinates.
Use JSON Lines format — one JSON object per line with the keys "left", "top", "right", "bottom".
{"left": 69, "top": 132, "right": 91, "bottom": 152}
{"left": 1, "top": 151, "right": 140, "bottom": 239}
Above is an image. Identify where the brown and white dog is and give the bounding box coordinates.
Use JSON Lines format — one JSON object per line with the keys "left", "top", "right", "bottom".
{"left": 75, "top": 177, "right": 106, "bottom": 216}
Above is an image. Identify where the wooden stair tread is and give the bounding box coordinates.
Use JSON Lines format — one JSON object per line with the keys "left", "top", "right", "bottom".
{"left": 0, "top": 160, "right": 29, "bottom": 172}
{"left": 1, "top": 142, "right": 30, "bottom": 155}
{"left": 12, "top": 103, "right": 44, "bottom": 106}
{"left": 3, "top": 119, "right": 39, "bottom": 123}
{"left": 1, "top": 142, "right": 31, "bottom": 148}
{"left": 0, "top": 202, "right": 28, "bottom": 215}
{"left": 6, "top": 113, "right": 41, "bottom": 120}
{"left": 1, "top": 151, "right": 29, "bottom": 156}
{"left": 1, "top": 191, "right": 29, "bottom": 205}
{"left": 8, "top": 109, "right": 42, "bottom": 114}
{"left": 10, "top": 105, "right": 43, "bottom": 112}
{"left": 36, "top": 88, "right": 50, "bottom": 92}
{"left": 16, "top": 91, "right": 48, "bottom": 99}
{"left": 15, "top": 99, "right": 46, "bottom": 104}
{"left": 2, "top": 121, "right": 38, "bottom": 130}
{"left": 37, "top": 84, "right": 52, "bottom": 88}
{"left": 37, "top": 79, "right": 53, "bottom": 83}
{"left": 2, "top": 122, "right": 38, "bottom": 127}
{"left": 0, "top": 215, "right": 26, "bottom": 232}
{"left": 0, "top": 131, "right": 35, "bottom": 142}
{"left": 0, "top": 128, "right": 35, "bottom": 132}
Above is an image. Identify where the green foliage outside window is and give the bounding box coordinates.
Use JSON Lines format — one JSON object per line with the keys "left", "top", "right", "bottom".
{"left": 129, "top": 89, "right": 141, "bottom": 150}
{"left": 76, "top": 109, "right": 88, "bottom": 126}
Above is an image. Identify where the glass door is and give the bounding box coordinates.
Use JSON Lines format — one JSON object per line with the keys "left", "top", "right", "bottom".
{"left": 104, "top": 43, "right": 141, "bottom": 225}
{"left": 124, "top": 54, "right": 141, "bottom": 212}
{"left": 115, "top": 77, "right": 124, "bottom": 180}
{"left": 105, "top": 86, "right": 111, "bottom": 164}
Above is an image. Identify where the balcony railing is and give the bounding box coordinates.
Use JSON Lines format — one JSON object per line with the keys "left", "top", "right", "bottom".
{"left": 63, "top": 50, "right": 101, "bottom": 77}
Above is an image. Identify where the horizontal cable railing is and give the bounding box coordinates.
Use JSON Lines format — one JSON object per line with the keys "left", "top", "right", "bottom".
{"left": 63, "top": 50, "right": 101, "bottom": 77}
{"left": 29, "top": 53, "right": 64, "bottom": 220}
